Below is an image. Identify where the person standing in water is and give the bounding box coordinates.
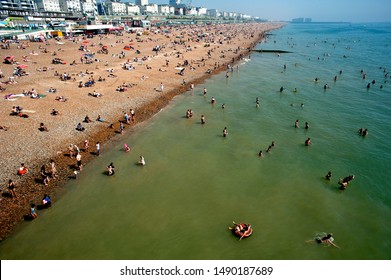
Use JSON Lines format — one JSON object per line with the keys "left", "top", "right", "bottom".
{"left": 201, "top": 115, "right": 205, "bottom": 124}
{"left": 223, "top": 127, "right": 228, "bottom": 137}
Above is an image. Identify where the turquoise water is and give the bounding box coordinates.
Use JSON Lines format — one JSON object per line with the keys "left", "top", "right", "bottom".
{"left": 1, "top": 23, "right": 390, "bottom": 260}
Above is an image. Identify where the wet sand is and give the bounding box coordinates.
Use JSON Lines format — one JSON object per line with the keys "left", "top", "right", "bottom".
{"left": 0, "top": 22, "right": 284, "bottom": 240}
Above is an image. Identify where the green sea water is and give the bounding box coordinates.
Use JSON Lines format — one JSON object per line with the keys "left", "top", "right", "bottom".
{"left": 1, "top": 22, "right": 390, "bottom": 260}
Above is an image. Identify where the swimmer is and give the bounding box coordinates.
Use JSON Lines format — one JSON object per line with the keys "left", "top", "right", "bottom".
{"left": 258, "top": 150, "right": 263, "bottom": 157}
{"left": 295, "top": 120, "right": 299, "bottom": 128}
{"left": 124, "top": 143, "right": 130, "bottom": 152}
{"left": 201, "top": 115, "right": 205, "bottom": 124}
{"left": 211, "top": 97, "right": 216, "bottom": 104}
{"left": 339, "top": 175, "right": 355, "bottom": 190}
{"left": 107, "top": 162, "right": 115, "bottom": 175}
{"left": 305, "top": 138, "right": 311, "bottom": 146}
{"left": 223, "top": 127, "right": 228, "bottom": 137}
{"left": 221, "top": 103, "right": 225, "bottom": 109}
{"left": 305, "top": 122, "right": 309, "bottom": 129}
{"left": 139, "top": 156, "right": 146, "bottom": 166}
{"left": 308, "top": 233, "right": 340, "bottom": 248}
{"left": 325, "top": 171, "right": 332, "bottom": 180}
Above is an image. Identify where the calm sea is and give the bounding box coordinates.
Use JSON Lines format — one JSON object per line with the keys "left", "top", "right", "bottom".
{"left": 1, "top": 22, "right": 390, "bottom": 260}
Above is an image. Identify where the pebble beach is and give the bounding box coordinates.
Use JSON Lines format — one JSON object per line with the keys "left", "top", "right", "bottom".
{"left": 0, "top": 22, "right": 284, "bottom": 240}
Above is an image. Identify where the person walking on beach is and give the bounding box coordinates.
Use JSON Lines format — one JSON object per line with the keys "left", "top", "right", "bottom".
{"left": 84, "top": 139, "right": 89, "bottom": 152}
{"left": 30, "top": 203, "right": 38, "bottom": 219}
{"left": 96, "top": 142, "right": 101, "bottom": 156}
{"left": 8, "top": 179, "right": 16, "bottom": 198}
{"left": 130, "top": 109, "right": 135, "bottom": 122}
{"left": 68, "top": 144, "right": 75, "bottom": 158}
{"left": 203, "top": 87, "right": 207, "bottom": 96}
{"left": 50, "top": 159, "right": 57, "bottom": 179}
{"left": 76, "top": 153, "right": 82, "bottom": 171}
{"left": 119, "top": 121, "right": 124, "bottom": 135}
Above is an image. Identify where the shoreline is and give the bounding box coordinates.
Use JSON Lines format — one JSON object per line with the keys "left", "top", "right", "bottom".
{"left": 0, "top": 22, "right": 284, "bottom": 241}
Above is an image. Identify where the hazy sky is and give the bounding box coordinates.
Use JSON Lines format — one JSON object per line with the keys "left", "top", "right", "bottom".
{"left": 148, "top": 0, "right": 391, "bottom": 22}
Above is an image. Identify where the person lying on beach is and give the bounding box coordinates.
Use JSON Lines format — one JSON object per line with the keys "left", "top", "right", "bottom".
{"left": 55, "top": 96, "right": 67, "bottom": 102}
{"left": 88, "top": 91, "right": 102, "bottom": 97}
{"left": 0, "top": 125, "right": 9, "bottom": 131}
{"left": 41, "top": 194, "right": 51, "bottom": 208}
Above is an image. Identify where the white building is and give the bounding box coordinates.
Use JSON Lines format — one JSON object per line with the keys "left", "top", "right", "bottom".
{"left": 82, "top": 0, "right": 98, "bottom": 17}
{"left": 197, "top": 7, "right": 207, "bottom": 16}
{"left": 127, "top": 3, "right": 140, "bottom": 15}
{"left": 0, "top": 0, "right": 36, "bottom": 12}
{"left": 140, "top": 3, "right": 157, "bottom": 14}
{"left": 105, "top": 1, "right": 127, "bottom": 15}
{"left": 35, "top": 0, "right": 61, "bottom": 12}
{"left": 158, "top": 4, "right": 171, "bottom": 15}
{"left": 59, "top": 0, "right": 81, "bottom": 14}
{"left": 207, "top": 9, "right": 220, "bottom": 18}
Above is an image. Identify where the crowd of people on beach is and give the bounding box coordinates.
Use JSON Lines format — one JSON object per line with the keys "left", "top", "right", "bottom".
{"left": 2, "top": 19, "right": 388, "bottom": 247}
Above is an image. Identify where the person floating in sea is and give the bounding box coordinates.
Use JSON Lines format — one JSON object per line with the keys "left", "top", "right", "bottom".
{"left": 358, "top": 128, "right": 368, "bottom": 136}
{"left": 339, "top": 175, "right": 355, "bottom": 190}
{"left": 107, "top": 162, "right": 115, "bottom": 176}
{"left": 307, "top": 233, "right": 340, "bottom": 248}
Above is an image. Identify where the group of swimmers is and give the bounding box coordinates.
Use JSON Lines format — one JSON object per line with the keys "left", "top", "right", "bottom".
{"left": 259, "top": 141, "right": 276, "bottom": 157}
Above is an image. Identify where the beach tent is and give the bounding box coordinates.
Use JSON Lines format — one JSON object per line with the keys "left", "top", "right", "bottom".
{"left": 17, "top": 64, "right": 28, "bottom": 69}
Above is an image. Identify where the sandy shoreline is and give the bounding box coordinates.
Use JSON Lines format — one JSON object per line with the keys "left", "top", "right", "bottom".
{"left": 0, "top": 22, "right": 284, "bottom": 240}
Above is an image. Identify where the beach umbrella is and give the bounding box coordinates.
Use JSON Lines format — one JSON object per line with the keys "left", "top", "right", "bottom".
{"left": 82, "top": 40, "right": 89, "bottom": 45}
